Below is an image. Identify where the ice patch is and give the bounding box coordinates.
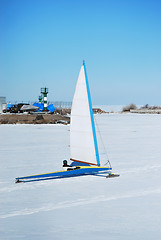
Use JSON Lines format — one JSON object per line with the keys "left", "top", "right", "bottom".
{"left": 1, "top": 188, "right": 161, "bottom": 219}
{"left": 121, "top": 164, "right": 161, "bottom": 174}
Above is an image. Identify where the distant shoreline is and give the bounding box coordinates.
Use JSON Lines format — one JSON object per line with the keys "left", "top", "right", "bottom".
{"left": 1, "top": 107, "right": 161, "bottom": 125}
{"left": 0, "top": 113, "right": 70, "bottom": 125}
{"left": 0, "top": 108, "right": 106, "bottom": 124}
{"left": 130, "top": 109, "right": 161, "bottom": 114}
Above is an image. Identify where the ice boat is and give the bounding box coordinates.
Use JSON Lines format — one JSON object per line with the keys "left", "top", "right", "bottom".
{"left": 15, "top": 62, "right": 119, "bottom": 183}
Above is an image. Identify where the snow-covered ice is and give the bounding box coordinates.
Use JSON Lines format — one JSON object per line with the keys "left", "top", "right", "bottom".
{"left": 0, "top": 113, "right": 161, "bottom": 240}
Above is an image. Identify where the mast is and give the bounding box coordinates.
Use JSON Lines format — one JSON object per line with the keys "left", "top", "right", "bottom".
{"left": 83, "top": 62, "right": 100, "bottom": 166}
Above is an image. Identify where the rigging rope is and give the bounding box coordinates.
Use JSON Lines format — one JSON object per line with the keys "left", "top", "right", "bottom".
{"left": 94, "top": 117, "right": 112, "bottom": 168}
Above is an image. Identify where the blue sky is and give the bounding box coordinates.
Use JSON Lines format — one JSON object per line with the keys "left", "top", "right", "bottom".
{"left": 0, "top": 0, "right": 161, "bottom": 105}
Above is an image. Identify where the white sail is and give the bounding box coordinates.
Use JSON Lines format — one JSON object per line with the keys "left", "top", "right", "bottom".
{"left": 70, "top": 63, "right": 100, "bottom": 166}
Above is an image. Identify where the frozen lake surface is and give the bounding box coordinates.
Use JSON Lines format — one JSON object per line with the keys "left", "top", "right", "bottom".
{"left": 0, "top": 113, "right": 161, "bottom": 240}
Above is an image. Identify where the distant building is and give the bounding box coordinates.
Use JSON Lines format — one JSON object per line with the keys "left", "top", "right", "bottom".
{"left": 0, "top": 97, "right": 6, "bottom": 113}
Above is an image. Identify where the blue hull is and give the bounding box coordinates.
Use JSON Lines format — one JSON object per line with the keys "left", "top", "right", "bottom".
{"left": 15, "top": 166, "right": 112, "bottom": 183}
